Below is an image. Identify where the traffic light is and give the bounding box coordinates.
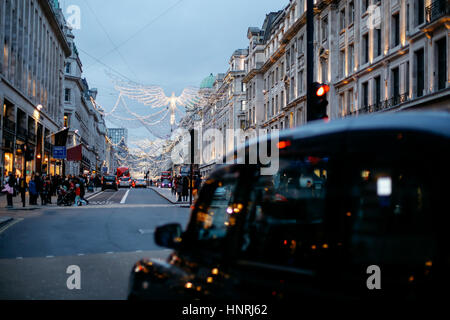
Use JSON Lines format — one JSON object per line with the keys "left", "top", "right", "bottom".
{"left": 309, "top": 82, "right": 329, "bottom": 121}
{"left": 24, "top": 144, "right": 35, "bottom": 161}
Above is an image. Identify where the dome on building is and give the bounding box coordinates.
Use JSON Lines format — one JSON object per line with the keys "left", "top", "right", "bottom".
{"left": 199, "top": 73, "right": 215, "bottom": 89}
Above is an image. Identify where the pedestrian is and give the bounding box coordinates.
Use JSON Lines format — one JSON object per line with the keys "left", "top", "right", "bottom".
{"left": 35, "top": 173, "right": 45, "bottom": 205}
{"left": 171, "top": 177, "right": 176, "bottom": 196}
{"left": 18, "top": 175, "right": 27, "bottom": 208}
{"left": 29, "top": 175, "right": 38, "bottom": 205}
{"left": 2, "top": 172, "right": 15, "bottom": 208}
{"left": 194, "top": 174, "right": 202, "bottom": 197}
{"left": 182, "top": 176, "right": 189, "bottom": 202}
{"left": 176, "top": 176, "right": 183, "bottom": 202}
{"left": 74, "top": 183, "right": 83, "bottom": 206}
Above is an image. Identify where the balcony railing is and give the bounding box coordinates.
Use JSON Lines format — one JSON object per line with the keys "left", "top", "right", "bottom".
{"left": 426, "top": 0, "right": 450, "bottom": 23}
{"left": 348, "top": 93, "right": 409, "bottom": 116}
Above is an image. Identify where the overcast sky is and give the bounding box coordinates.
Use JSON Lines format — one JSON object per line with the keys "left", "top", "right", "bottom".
{"left": 62, "top": 0, "right": 286, "bottom": 141}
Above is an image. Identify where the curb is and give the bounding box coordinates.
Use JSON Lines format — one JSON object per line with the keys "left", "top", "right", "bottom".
{"left": 0, "top": 217, "right": 13, "bottom": 229}
{"left": 149, "top": 187, "right": 189, "bottom": 205}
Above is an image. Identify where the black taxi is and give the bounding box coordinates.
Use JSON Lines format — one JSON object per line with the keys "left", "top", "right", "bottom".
{"left": 128, "top": 111, "right": 450, "bottom": 301}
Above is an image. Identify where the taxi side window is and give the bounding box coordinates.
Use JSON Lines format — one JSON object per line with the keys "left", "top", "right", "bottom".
{"left": 350, "top": 163, "right": 436, "bottom": 264}
{"left": 193, "top": 176, "right": 239, "bottom": 249}
{"left": 239, "top": 155, "right": 330, "bottom": 268}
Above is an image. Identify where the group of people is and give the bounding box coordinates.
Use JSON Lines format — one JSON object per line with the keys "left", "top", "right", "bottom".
{"left": 171, "top": 175, "right": 202, "bottom": 202}
{"left": 1, "top": 171, "right": 100, "bottom": 208}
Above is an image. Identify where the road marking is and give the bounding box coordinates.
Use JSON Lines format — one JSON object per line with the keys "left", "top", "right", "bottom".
{"left": 77, "top": 253, "right": 85, "bottom": 256}
{"left": 46, "top": 255, "right": 54, "bottom": 258}
{"left": 16, "top": 257, "right": 23, "bottom": 260}
{"left": 120, "top": 189, "right": 130, "bottom": 204}
{"left": 138, "top": 229, "right": 154, "bottom": 234}
{"left": 0, "top": 218, "right": 24, "bottom": 235}
{"left": 86, "top": 191, "right": 104, "bottom": 200}
{"left": 106, "top": 252, "right": 114, "bottom": 254}
{"left": 135, "top": 250, "right": 143, "bottom": 253}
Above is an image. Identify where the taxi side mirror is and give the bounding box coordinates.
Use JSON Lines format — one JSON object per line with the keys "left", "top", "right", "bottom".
{"left": 154, "top": 223, "right": 182, "bottom": 249}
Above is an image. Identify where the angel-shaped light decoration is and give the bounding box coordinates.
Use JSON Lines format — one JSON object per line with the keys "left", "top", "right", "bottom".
{"left": 109, "top": 72, "right": 204, "bottom": 126}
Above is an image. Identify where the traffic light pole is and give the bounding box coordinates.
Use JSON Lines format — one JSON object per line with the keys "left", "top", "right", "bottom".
{"left": 189, "top": 128, "right": 194, "bottom": 206}
{"left": 306, "top": 0, "right": 314, "bottom": 123}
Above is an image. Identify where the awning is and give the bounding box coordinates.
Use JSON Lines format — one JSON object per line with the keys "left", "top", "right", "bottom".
{"left": 67, "top": 144, "right": 82, "bottom": 161}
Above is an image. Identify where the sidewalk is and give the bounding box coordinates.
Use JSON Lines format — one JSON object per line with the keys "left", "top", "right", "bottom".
{"left": 0, "top": 188, "right": 103, "bottom": 211}
{"left": 149, "top": 186, "right": 190, "bottom": 205}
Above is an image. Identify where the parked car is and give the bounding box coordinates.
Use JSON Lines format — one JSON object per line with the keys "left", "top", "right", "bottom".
{"left": 101, "top": 175, "right": 118, "bottom": 191}
{"left": 128, "top": 112, "right": 450, "bottom": 301}
{"left": 119, "top": 177, "right": 132, "bottom": 188}
{"left": 134, "top": 179, "right": 147, "bottom": 188}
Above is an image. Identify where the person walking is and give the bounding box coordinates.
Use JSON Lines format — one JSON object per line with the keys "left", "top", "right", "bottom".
{"left": 18, "top": 175, "right": 27, "bottom": 207}
{"left": 28, "top": 175, "right": 37, "bottom": 205}
{"left": 2, "top": 172, "right": 15, "bottom": 208}
{"left": 182, "top": 176, "right": 189, "bottom": 202}
{"left": 35, "top": 173, "right": 45, "bottom": 205}
{"left": 176, "top": 176, "right": 183, "bottom": 202}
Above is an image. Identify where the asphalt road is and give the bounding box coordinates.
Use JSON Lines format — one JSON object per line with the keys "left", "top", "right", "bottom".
{"left": 0, "top": 187, "right": 190, "bottom": 300}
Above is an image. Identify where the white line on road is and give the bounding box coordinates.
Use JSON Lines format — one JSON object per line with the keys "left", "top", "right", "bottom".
{"left": 46, "top": 256, "right": 54, "bottom": 258}
{"left": 120, "top": 189, "right": 130, "bottom": 204}
{"left": 16, "top": 257, "right": 23, "bottom": 260}
{"left": 86, "top": 191, "right": 104, "bottom": 200}
{"left": 77, "top": 253, "right": 85, "bottom": 256}
{"left": 106, "top": 252, "right": 114, "bottom": 254}
{"left": 0, "top": 218, "right": 24, "bottom": 235}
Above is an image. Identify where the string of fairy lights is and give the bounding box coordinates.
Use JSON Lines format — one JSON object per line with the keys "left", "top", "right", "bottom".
{"left": 91, "top": 71, "right": 229, "bottom": 176}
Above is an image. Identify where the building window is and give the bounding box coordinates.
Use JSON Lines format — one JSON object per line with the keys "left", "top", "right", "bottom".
{"left": 362, "top": 33, "right": 369, "bottom": 64}
{"left": 65, "top": 62, "right": 71, "bottom": 74}
{"left": 348, "top": 89, "right": 354, "bottom": 113}
{"left": 241, "top": 100, "right": 247, "bottom": 111}
{"left": 417, "top": 0, "right": 425, "bottom": 26}
{"left": 374, "top": 76, "right": 381, "bottom": 106}
{"left": 436, "top": 38, "right": 447, "bottom": 90}
{"left": 407, "top": 4, "right": 410, "bottom": 33}
{"left": 64, "top": 88, "right": 71, "bottom": 102}
{"left": 392, "top": 13, "right": 400, "bottom": 47}
{"left": 362, "top": 82, "right": 369, "bottom": 108}
{"left": 405, "top": 61, "right": 410, "bottom": 95}
{"left": 340, "top": 8, "right": 346, "bottom": 31}
{"left": 298, "top": 71, "right": 303, "bottom": 95}
{"left": 415, "top": 48, "right": 425, "bottom": 97}
{"left": 298, "top": 36, "right": 304, "bottom": 56}
{"left": 64, "top": 114, "right": 70, "bottom": 128}
{"left": 362, "top": 0, "right": 369, "bottom": 13}
{"left": 375, "top": 28, "right": 382, "bottom": 57}
{"left": 322, "top": 16, "right": 328, "bottom": 42}
{"left": 349, "top": 1, "right": 355, "bottom": 24}
{"left": 275, "top": 95, "right": 279, "bottom": 114}
{"left": 286, "top": 49, "right": 291, "bottom": 70}
{"left": 339, "top": 50, "right": 345, "bottom": 78}
{"left": 290, "top": 76, "right": 295, "bottom": 100}
{"left": 392, "top": 67, "right": 400, "bottom": 99}
{"left": 340, "top": 93, "right": 346, "bottom": 116}
{"left": 348, "top": 44, "right": 354, "bottom": 72}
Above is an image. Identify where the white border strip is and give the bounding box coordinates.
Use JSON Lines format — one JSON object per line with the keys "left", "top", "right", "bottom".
{"left": 120, "top": 189, "right": 130, "bottom": 204}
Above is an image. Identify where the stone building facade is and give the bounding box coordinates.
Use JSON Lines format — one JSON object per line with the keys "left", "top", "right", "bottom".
{"left": 243, "top": 0, "right": 449, "bottom": 134}
{"left": 0, "top": 0, "right": 71, "bottom": 182}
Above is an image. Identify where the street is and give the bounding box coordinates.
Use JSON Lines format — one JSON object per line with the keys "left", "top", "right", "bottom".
{"left": 0, "top": 188, "right": 190, "bottom": 300}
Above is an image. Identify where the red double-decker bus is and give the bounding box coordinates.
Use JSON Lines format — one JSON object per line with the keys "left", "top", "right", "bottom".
{"left": 160, "top": 171, "right": 172, "bottom": 188}
{"left": 116, "top": 167, "right": 130, "bottom": 178}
